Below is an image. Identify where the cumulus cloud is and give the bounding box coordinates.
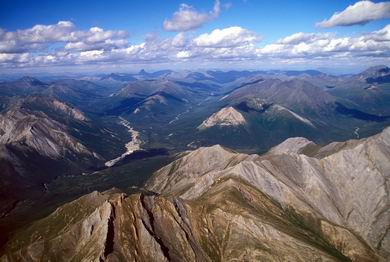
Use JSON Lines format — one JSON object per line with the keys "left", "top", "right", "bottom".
{"left": 260, "top": 24, "right": 390, "bottom": 58}
{"left": 193, "top": 26, "right": 259, "bottom": 47}
{"left": 163, "top": 0, "right": 220, "bottom": 32}
{"left": 317, "top": 1, "right": 390, "bottom": 28}
{"left": 0, "top": 21, "right": 128, "bottom": 53}
{"left": 0, "top": 21, "right": 74, "bottom": 53}
{"left": 0, "top": 20, "right": 389, "bottom": 69}
{"left": 176, "top": 50, "right": 192, "bottom": 58}
{"left": 171, "top": 32, "right": 187, "bottom": 47}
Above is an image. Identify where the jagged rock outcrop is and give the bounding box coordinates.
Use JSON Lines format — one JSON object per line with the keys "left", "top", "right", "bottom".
{"left": 198, "top": 107, "right": 246, "bottom": 129}
{"left": 2, "top": 127, "right": 389, "bottom": 261}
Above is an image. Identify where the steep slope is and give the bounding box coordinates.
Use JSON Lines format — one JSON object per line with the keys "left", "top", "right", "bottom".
{"left": 17, "top": 96, "right": 87, "bottom": 122}
{"left": 0, "top": 98, "right": 104, "bottom": 215}
{"left": 0, "top": 108, "right": 93, "bottom": 159}
{"left": 0, "top": 95, "right": 98, "bottom": 160}
{"left": 2, "top": 127, "right": 389, "bottom": 261}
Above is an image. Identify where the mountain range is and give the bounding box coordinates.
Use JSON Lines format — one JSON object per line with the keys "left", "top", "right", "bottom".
{"left": 0, "top": 65, "right": 389, "bottom": 260}
{"left": 1, "top": 126, "right": 389, "bottom": 261}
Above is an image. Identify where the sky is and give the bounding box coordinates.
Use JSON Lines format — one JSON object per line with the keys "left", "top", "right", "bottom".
{"left": 0, "top": 0, "right": 390, "bottom": 74}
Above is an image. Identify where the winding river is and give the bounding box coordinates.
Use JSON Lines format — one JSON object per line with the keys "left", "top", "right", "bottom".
{"left": 105, "top": 117, "right": 143, "bottom": 167}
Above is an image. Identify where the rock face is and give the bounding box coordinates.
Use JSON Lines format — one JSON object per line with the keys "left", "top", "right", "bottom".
{"left": 0, "top": 108, "right": 92, "bottom": 159}
{"left": 2, "top": 127, "right": 390, "bottom": 261}
{"left": 51, "top": 99, "right": 87, "bottom": 121}
{"left": 198, "top": 107, "right": 246, "bottom": 129}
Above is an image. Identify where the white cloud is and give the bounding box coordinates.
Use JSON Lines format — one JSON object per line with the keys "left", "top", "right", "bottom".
{"left": 12, "top": 21, "right": 75, "bottom": 42}
{"left": 277, "top": 32, "right": 333, "bottom": 45}
{"left": 0, "top": 53, "right": 30, "bottom": 64}
{"left": 163, "top": 0, "right": 220, "bottom": 32}
{"left": 64, "top": 39, "right": 128, "bottom": 51}
{"left": 317, "top": 1, "right": 390, "bottom": 28}
{"left": 176, "top": 50, "right": 192, "bottom": 58}
{"left": 172, "top": 33, "right": 187, "bottom": 47}
{"left": 0, "top": 21, "right": 128, "bottom": 53}
{"left": 260, "top": 24, "right": 390, "bottom": 58}
{"left": 0, "top": 21, "right": 389, "bottom": 69}
{"left": 0, "top": 21, "right": 75, "bottom": 53}
{"left": 79, "top": 50, "right": 105, "bottom": 61}
{"left": 193, "top": 26, "right": 259, "bottom": 47}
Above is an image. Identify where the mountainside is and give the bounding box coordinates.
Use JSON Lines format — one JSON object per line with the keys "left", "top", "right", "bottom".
{"left": 0, "top": 94, "right": 134, "bottom": 219}
{"left": 224, "top": 78, "right": 336, "bottom": 114}
{"left": 0, "top": 100, "right": 103, "bottom": 206}
{"left": 0, "top": 107, "right": 93, "bottom": 159}
{"left": 2, "top": 126, "right": 389, "bottom": 261}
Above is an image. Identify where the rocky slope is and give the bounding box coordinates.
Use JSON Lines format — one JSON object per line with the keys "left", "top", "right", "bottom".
{"left": 0, "top": 107, "right": 93, "bottom": 159}
{"left": 198, "top": 107, "right": 246, "bottom": 129}
{"left": 2, "top": 126, "right": 389, "bottom": 261}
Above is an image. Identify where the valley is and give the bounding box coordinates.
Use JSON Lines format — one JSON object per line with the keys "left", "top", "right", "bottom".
{"left": 104, "top": 117, "right": 143, "bottom": 167}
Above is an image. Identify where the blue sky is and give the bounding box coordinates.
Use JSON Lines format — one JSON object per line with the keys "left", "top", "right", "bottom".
{"left": 0, "top": 0, "right": 389, "bottom": 73}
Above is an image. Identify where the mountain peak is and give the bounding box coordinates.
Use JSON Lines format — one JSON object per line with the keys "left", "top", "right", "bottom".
{"left": 138, "top": 69, "right": 148, "bottom": 75}
{"left": 269, "top": 137, "right": 316, "bottom": 155}
{"left": 198, "top": 107, "right": 246, "bottom": 130}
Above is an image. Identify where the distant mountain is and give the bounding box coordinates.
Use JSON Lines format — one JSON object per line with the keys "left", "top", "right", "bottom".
{"left": 42, "top": 79, "right": 107, "bottom": 110}
{"left": 205, "top": 70, "right": 259, "bottom": 83}
{"left": 104, "top": 79, "right": 203, "bottom": 119}
{"left": 363, "top": 66, "right": 390, "bottom": 84}
{"left": 224, "top": 78, "right": 335, "bottom": 114}
{"left": 281, "top": 69, "right": 326, "bottom": 77}
{"left": 0, "top": 77, "right": 48, "bottom": 96}
{"left": 138, "top": 69, "right": 174, "bottom": 79}
{"left": 101, "top": 73, "right": 137, "bottom": 82}
{"left": 358, "top": 65, "right": 389, "bottom": 80}
{"left": 3, "top": 127, "right": 389, "bottom": 261}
